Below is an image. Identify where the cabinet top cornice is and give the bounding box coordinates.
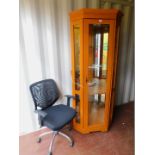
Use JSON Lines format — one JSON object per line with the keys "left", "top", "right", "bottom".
{"left": 70, "top": 8, "right": 123, "bottom": 21}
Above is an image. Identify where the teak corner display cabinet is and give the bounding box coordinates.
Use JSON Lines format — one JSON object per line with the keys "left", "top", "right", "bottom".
{"left": 70, "top": 9, "right": 122, "bottom": 134}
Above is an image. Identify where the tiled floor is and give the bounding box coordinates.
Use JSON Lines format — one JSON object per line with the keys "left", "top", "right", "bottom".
{"left": 19, "top": 102, "right": 134, "bottom": 155}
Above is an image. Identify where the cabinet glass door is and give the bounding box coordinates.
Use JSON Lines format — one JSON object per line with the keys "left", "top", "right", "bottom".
{"left": 88, "top": 24, "right": 109, "bottom": 126}
{"left": 84, "top": 20, "right": 113, "bottom": 128}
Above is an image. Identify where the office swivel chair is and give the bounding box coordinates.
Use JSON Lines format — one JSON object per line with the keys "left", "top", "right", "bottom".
{"left": 30, "top": 79, "right": 76, "bottom": 155}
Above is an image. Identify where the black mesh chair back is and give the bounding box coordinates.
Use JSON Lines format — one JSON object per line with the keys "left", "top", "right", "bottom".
{"left": 30, "top": 79, "right": 60, "bottom": 110}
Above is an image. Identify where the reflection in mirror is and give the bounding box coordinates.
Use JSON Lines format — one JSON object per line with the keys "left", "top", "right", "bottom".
{"left": 89, "top": 93, "right": 105, "bottom": 124}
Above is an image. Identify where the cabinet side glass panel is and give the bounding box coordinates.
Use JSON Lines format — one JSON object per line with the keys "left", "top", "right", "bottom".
{"left": 88, "top": 24, "right": 109, "bottom": 126}
{"left": 73, "top": 24, "right": 81, "bottom": 124}
{"left": 73, "top": 25, "right": 80, "bottom": 90}
{"left": 75, "top": 94, "right": 80, "bottom": 123}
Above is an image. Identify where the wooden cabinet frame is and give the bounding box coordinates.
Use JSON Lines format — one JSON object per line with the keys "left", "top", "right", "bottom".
{"left": 70, "top": 9, "right": 122, "bottom": 134}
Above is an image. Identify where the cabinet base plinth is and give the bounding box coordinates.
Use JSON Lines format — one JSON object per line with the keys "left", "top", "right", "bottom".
{"left": 73, "top": 125, "right": 109, "bottom": 134}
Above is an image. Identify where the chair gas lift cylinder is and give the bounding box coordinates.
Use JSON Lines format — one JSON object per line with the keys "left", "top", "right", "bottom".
{"left": 69, "top": 9, "right": 122, "bottom": 134}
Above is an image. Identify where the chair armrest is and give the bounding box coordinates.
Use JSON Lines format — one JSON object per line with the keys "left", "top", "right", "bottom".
{"left": 34, "top": 110, "right": 47, "bottom": 118}
{"left": 64, "top": 95, "right": 75, "bottom": 107}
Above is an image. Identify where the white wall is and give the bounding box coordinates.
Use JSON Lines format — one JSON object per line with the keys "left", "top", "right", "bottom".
{"left": 100, "top": 0, "right": 135, "bottom": 105}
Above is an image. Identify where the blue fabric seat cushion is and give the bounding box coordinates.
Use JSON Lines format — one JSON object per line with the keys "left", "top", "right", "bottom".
{"left": 42, "top": 104, "right": 76, "bottom": 131}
